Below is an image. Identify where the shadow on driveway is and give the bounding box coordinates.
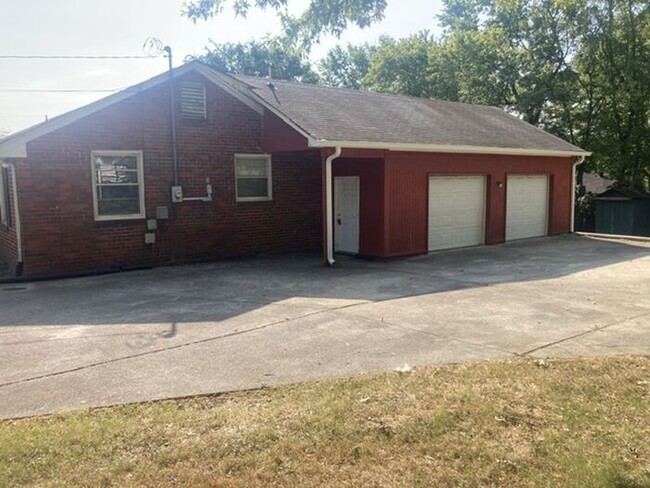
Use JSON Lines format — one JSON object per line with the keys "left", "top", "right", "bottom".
{"left": 0, "top": 234, "right": 649, "bottom": 419}
{"left": 0, "top": 234, "right": 648, "bottom": 329}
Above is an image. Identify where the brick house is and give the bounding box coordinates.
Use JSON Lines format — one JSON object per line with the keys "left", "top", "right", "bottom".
{"left": 0, "top": 61, "right": 588, "bottom": 278}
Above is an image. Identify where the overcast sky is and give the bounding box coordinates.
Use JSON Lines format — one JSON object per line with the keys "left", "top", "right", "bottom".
{"left": 0, "top": 0, "right": 443, "bottom": 134}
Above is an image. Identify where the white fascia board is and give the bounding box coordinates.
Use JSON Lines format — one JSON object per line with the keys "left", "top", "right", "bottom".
{"left": 0, "top": 62, "right": 228, "bottom": 159}
{"left": 308, "top": 139, "right": 591, "bottom": 158}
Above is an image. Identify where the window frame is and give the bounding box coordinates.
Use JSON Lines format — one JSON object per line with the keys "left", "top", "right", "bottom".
{"left": 0, "top": 167, "right": 9, "bottom": 228}
{"left": 234, "top": 154, "right": 273, "bottom": 202}
{"left": 91, "top": 150, "right": 146, "bottom": 221}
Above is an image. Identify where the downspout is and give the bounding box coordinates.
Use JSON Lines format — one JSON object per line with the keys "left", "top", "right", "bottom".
{"left": 325, "top": 147, "right": 342, "bottom": 266}
{"left": 1, "top": 161, "right": 23, "bottom": 276}
{"left": 571, "top": 155, "right": 586, "bottom": 233}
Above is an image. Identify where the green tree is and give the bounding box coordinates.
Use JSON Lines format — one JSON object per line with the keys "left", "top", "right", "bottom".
{"left": 363, "top": 33, "right": 440, "bottom": 98}
{"left": 438, "top": 0, "right": 589, "bottom": 125}
{"left": 318, "top": 44, "right": 375, "bottom": 89}
{"left": 183, "top": 0, "right": 387, "bottom": 46}
{"left": 196, "top": 37, "right": 318, "bottom": 82}
{"left": 581, "top": 0, "right": 650, "bottom": 189}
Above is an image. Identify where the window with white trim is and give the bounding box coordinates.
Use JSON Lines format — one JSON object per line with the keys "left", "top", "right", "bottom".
{"left": 0, "top": 168, "right": 9, "bottom": 227}
{"left": 180, "top": 82, "right": 207, "bottom": 119}
{"left": 235, "top": 154, "right": 272, "bottom": 202}
{"left": 91, "top": 151, "right": 145, "bottom": 220}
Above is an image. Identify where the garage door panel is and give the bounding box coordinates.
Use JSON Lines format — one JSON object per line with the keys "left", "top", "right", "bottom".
{"left": 428, "top": 176, "right": 486, "bottom": 252}
{"left": 506, "top": 175, "right": 549, "bottom": 241}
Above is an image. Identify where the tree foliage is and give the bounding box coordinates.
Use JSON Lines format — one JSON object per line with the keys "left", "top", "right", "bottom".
{"left": 578, "top": 0, "right": 650, "bottom": 188}
{"left": 197, "top": 37, "right": 318, "bottom": 82}
{"left": 318, "top": 44, "right": 375, "bottom": 89}
{"left": 183, "top": 0, "right": 387, "bottom": 46}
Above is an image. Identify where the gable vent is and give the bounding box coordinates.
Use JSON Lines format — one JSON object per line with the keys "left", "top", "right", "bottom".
{"left": 180, "top": 82, "right": 207, "bottom": 119}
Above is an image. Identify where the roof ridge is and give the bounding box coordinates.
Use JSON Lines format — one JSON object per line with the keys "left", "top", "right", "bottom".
{"left": 231, "top": 73, "right": 497, "bottom": 110}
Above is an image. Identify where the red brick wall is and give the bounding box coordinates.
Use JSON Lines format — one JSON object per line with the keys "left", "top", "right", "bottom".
{"left": 19, "top": 72, "right": 322, "bottom": 276}
{"left": 0, "top": 164, "right": 19, "bottom": 273}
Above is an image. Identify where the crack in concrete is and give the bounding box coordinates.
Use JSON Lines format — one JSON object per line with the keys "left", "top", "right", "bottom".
{"left": 338, "top": 309, "right": 516, "bottom": 357}
{"left": 519, "top": 310, "right": 650, "bottom": 356}
{"left": 0, "top": 301, "right": 368, "bottom": 389}
{"left": 2, "top": 274, "right": 648, "bottom": 391}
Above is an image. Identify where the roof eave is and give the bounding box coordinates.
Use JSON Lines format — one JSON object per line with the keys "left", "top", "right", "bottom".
{"left": 0, "top": 62, "right": 265, "bottom": 159}
{"left": 0, "top": 140, "right": 27, "bottom": 158}
{"left": 308, "top": 139, "right": 590, "bottom": 158}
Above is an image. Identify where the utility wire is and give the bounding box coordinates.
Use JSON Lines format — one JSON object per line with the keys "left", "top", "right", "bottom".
{"left": 0, "top": 55, "right": 162, "bottom": 59}
{"left": 0, "top": 89, "right": 122, "bottom": 93}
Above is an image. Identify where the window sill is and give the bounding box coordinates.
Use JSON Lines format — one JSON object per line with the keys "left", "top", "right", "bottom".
{"left": 236, "top": 197, "right": 273, "bottom": 203}
{"left": 94, "top": 214, "right": 146, "bottom": 222}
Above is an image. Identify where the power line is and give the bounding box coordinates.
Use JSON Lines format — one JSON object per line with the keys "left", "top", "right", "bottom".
{"left": 0, "top": 88, "right": 122, "bottom": 93}
{"left": 0, "top": 54, "right": 162, "bottom": 60}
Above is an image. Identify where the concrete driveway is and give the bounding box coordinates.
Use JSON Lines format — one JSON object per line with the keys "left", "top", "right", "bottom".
{"left": 1, "top": 235, "right": 649, "bottom": 419}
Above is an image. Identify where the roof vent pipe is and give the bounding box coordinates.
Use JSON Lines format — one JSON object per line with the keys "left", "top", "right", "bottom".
{"left": 325, "top": 147, "right": 342, "bottom": 266}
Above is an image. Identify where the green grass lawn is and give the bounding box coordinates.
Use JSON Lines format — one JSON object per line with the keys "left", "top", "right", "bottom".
{"left": 1, "top": 356, "right": 649, "bottom": 487}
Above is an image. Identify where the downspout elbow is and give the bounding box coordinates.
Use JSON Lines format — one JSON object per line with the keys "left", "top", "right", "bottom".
{"left": 325, "top": 147, "right": 342, "bottom": 267}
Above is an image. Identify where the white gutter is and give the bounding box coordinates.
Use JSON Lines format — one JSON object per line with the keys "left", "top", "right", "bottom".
{"left": 325, "top": 147, "right": 342, "bottom": 266}
{"left": 309, "top": 139, "right": 590, "bottom": 158}
{"left": 1, "top": 161, "right": 23, "bottom": 274}
{"left": 571, "top": 155, "right": 586, "bottom": 233}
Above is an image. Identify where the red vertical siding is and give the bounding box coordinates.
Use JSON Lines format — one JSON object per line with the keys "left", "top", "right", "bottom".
{"left": 383, "top": 152, "right": 574, "bottom": 258}
{"left": 332, "top": 158, "right": 385, "bottom": 257}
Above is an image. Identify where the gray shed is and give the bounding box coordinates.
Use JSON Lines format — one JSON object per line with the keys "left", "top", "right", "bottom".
{"left": 594, "top": 188, "right": 650, "bottom": 237}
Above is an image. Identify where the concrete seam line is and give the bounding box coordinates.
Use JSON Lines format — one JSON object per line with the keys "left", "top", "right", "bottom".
{"left": 519, "top": 310, "right": 650, "bottom": 356}
{"left": 0, "top": 302, "right": 367, "bottom": 389}
{"left": 344, "top": 310, "right": 515, "bottom": 357}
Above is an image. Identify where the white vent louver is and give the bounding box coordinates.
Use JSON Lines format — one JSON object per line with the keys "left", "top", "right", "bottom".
{"left": 180, "top": 82, "right": 206, "bottom": 119}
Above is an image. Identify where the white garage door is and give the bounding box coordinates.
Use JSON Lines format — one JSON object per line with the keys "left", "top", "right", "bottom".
{"left": 428, "top": 176, "right": 486, "bottom": 251}
{"left": 506, "top": 175, "right": 549, "bottom": 241}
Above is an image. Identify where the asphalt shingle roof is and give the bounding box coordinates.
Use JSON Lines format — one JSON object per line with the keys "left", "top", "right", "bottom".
{"left": 231, "top": 74, "right": 587, "bottom": 154}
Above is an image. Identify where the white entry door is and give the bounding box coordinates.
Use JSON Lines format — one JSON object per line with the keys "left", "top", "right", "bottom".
{"left": 506, "top": 175, "right": 549, "bottom": 241}
{"left": 428, "top": 176, "right": 486, "bottom": 251}
{"left": 335, "top": 176, "right": 360, "bottom": 254}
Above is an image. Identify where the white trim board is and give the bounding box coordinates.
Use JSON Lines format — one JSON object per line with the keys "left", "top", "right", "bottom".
{"left": 308, "top": 139, "right": 590, "bottom": 158}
